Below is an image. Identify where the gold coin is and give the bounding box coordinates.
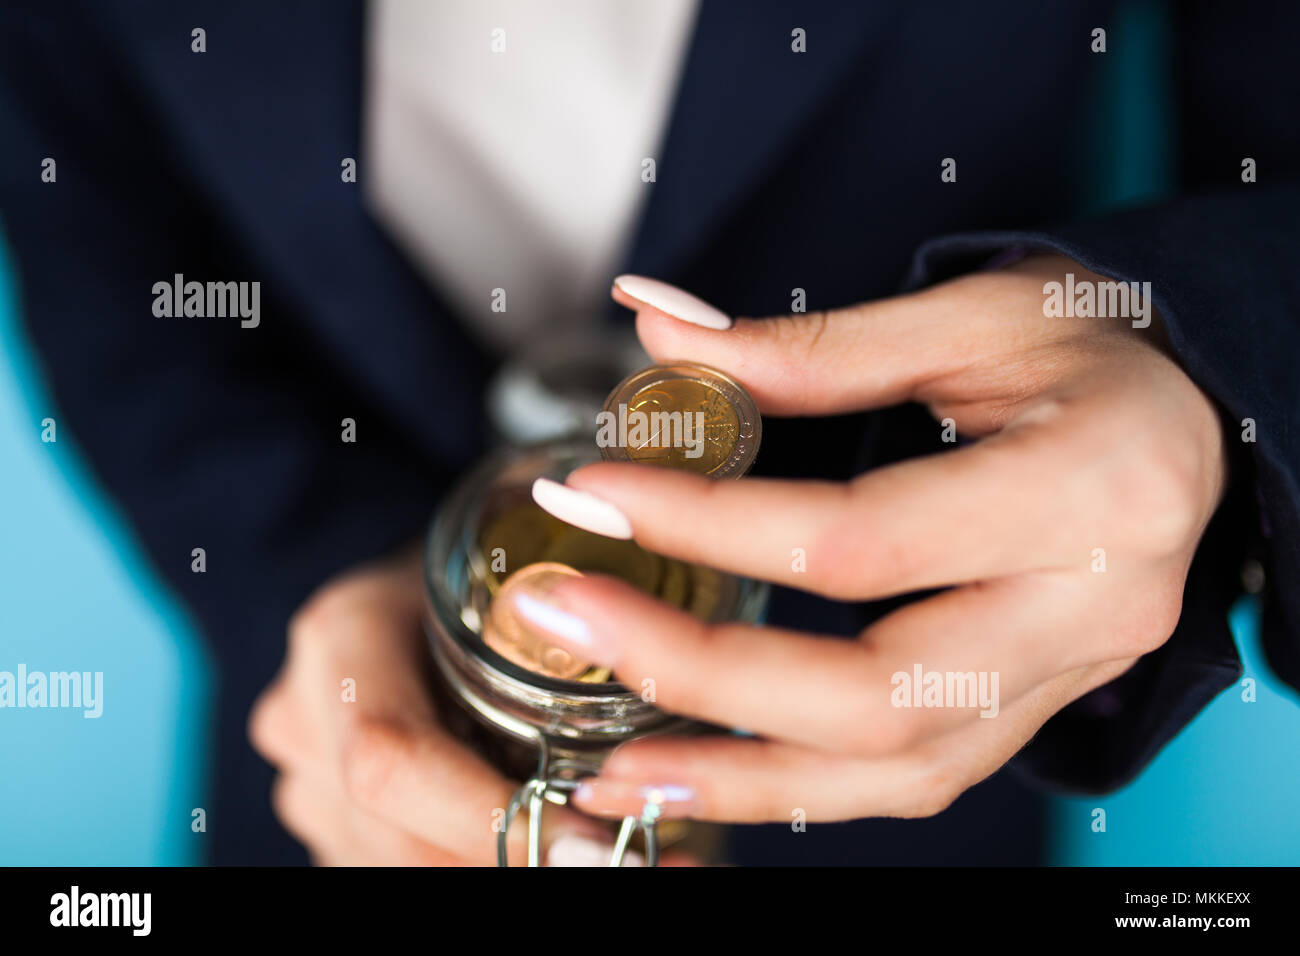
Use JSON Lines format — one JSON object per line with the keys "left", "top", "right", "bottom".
{"left": 478, "top": 501, "right": 567, "bottom": 593}
{"left": 658, "top": 558, "right": 692, "bottom": 609}
{"left": 576, "top": 667, "right": 612, "bottom": 683}
{"left": 541, "top": 527, "right": 663, "bottom": 595}
{"left": 599, "top": 363, "right": 760, "bottom": 478}
{"left": 482, "top": 562, "right": 591, "bottom": 680}
{"left": 623, "top": 380, "right": 738, "bottom": 473}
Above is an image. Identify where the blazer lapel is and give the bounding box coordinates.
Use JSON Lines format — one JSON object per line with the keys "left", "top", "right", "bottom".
{"left": 99, "top": 1, "right": 489, "bottom": 467}
{"left": 100, "top": 0, "right": 893, "bottom": 457}
{"left": 625, "top": 0, "right": 899, "bottom": 282}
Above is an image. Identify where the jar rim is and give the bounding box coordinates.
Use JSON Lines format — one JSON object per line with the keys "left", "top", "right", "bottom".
{"left": 423, "top": 440, "right": 639, "bottom": 699}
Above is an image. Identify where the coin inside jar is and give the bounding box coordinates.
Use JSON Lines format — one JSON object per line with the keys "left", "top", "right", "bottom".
{"left": 477, "top": 499, "right": 567, "bottom": 594}
{"left": 482, "top": 562, "right": 591, "bottom": 680}
{"left": 541, "top": 527, "right": 663, "bottom": 595}
{"left": 598, "top": 363, "right": 760, "bottom": 478}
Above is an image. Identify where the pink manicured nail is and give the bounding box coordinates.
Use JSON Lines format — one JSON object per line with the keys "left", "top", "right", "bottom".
{"left": 613, "top": 275, "right": 733, "bottom": 330}
{"left": 509, "top": 587, "right": 619, "bottom": 666}
{"left": 574, "top": 780, "right": 699, "bottom": 819}
{"left": 547, "top": 833, "right": 645, "bottom": 867}
{"left": 531, "top": 478, "right": 633, "bottom": 539}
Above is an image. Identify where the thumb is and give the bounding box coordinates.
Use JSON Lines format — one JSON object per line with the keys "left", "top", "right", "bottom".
{"left": 611, "top": 275, "right": 959, "bottom": 417}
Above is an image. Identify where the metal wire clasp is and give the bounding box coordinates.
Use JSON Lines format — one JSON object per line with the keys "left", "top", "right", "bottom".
{"left": 497, "top": 753, "right": 660, "bottom": 867}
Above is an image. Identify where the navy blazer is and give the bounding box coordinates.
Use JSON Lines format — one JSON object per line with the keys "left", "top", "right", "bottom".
{"left": 2, "top": 0, "right": 1297, "bottom": 864}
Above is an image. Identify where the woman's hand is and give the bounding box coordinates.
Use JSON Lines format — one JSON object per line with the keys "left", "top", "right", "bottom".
{"left": 514, "top": 256, "right": 1227, "bottom": 824}
{"left": 247, "top": 547, "right": 618, "bottom": 865}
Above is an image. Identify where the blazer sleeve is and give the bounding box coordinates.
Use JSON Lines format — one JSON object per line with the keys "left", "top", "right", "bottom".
{"left": 899, "top": 2, "right": 1300, "bottom": 792}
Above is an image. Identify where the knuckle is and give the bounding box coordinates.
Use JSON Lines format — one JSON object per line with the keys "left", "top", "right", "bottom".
{"left": 1120, "top": 580, "right": 1185, "bottom": 656}
{"left": 809, "top": 505, "right": 894, "bottom": 601}
{"left": 247, "top": 685, "right": 287, "bottom": 760}
{"left": 904, "top": 786, "right": 959, "bottom": 819}
{"left": 814, "top": 479, "right": 936, "bottom": 600}
{"left": 1141, "top": 474, "right": 1201, "bottom": 554}
{"left": 396, "top": 836, "right": 451, "bottom": 867}
{"left": 340, "top": 717, "right": 407, "bottom": 808}
{"left": 287, "top": 592, "right": 337, "bottom": 651}
{"left": 769, "top": 309, "right": 826, "bottom": 349}
{"left": 645, "top": 625, "right": 725, "bottom": 715}
{"left": 288, "top": 575, "right": 383, "bottom": 651}
{"left": 747, "top": 780, "right": 795, "bottom": 823}
{"left": 844, "top": 709, "right": 916, "bottom": 759}
{"left": 749, "top": 310, "right": 845, "bottom": 409}
{"left": 650, "top": 667, "right": 709, "bottom": 718}
{"left": 840, "top": 676, "right": 916, "bottom": 758}
{"left": 897, "top": 764, "right": 961, "bottom": 819}
{"left": 1149, "top": 588, "right": 1186, "bottom": 645}
{"left": 1105, "top": 443, "right": 1205, "bottom": 555}
{"left": 794, "top": 310, "right": 832, "bottom": 359}
{"left": 809, "top": 533, "right": 867, "bottom": 599}
{"left": 868, "top": 537, "right": 929, "bottom": 597}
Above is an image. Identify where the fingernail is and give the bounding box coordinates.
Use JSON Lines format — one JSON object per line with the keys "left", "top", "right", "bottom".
{"left": 613, "top": 275, "right": 733, "bottom": 330}
{"left": 574, "top": 780, "right": 699, "bottom": 819}
{"left": 547, "top": 833, "right": 645, "bottom": 868}
{"left": 509, "top": 586, "right": 619, "bottom": 666}
{"left": 532, "top": 477, "right": 633, "bottom": 539}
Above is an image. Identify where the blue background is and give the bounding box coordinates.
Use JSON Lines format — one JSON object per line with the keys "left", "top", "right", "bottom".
{"left": 0, "top": 236, "right": 212, "bottom": 865}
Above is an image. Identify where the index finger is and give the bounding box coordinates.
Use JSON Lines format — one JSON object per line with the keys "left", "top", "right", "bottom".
{"left": 539, "top": 413, "right": 1081, "bottom": 600}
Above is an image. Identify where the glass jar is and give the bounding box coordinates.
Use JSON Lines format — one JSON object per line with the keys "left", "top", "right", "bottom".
{"left": 422, "top": 438, "right": 767, "bottom": 865}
